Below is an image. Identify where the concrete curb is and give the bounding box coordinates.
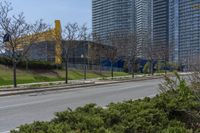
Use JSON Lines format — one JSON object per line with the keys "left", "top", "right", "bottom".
{"left": 0, "top": 76, "right": 164, "bottom": 97}
{"left": 0, "top": 82, "right": 95, "bottom": 92}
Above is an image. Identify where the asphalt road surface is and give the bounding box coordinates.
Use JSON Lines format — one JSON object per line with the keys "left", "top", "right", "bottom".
{"left": 0, "top": 78, "right": 162, "bottom": 132}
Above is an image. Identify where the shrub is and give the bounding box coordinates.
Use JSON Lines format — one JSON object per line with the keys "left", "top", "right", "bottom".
{"left": 10, "top": 122, "right": 72, "bottom": 133}
{"left": 11, "top": 73, "right": 200, "bottom": 133}
{"left": 143, "top": 62, "right": 150, "bottom": 74}
{"left": 0, "top": 57, "right": 62, "bottom": 70}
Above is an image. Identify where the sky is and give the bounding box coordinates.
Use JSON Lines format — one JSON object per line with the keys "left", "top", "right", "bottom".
{"left": 8, "top": 0, "right": 92, "bottom": 29}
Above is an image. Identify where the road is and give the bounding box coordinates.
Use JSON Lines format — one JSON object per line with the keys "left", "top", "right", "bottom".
{"left": 0, "top": 78, "right": 162, "bottom": 132}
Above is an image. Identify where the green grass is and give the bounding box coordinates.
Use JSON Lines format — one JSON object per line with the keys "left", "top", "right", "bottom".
{"left": 0, "top": 65, "right": 129, "bottom": 86}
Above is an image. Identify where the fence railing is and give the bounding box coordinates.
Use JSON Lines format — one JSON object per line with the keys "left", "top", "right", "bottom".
{"left": 68, "top": 63, "right": 124, "bottom": 72}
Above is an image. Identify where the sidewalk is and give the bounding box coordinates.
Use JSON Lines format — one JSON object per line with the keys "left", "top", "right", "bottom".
{"left": 0, "top": 72, "right": 190, "bottom": 97}
{"left": 0, "top": 74, "right": 166, "bottom": 97}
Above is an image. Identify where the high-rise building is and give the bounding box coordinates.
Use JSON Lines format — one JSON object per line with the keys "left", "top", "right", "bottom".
{"left": 152, "top": 0, "right": 169, "bottom": 60}
{"left": 135, "top": 0, "right": 153, "bottom": 58}
{"left": 169, "top": 0, "right": 200, "bottom": 65}
{"left": 92, "top": 0, "right": 153, "bottom": 58}
{"left": 92, "top": 0, "right": 135, "bottom": 43}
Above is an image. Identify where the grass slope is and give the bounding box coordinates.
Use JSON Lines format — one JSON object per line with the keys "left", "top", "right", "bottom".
{"left": 0, "top": 65, "right": 128, "bottom": 86}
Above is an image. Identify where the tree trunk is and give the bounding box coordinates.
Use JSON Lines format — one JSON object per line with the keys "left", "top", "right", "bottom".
{"left": 99, "top": 58, "right": 102, "bottom": 74}
{"left": 164, "top": 60, "right": 167, "bottom": 75}
{"left": 111, "top": 68, "right": 114, "bottom": 79}
{"left": 150, "top": 59, "right": 154, "bottom": 75}
{"left": 132, "top": 69, "right": 135, "bottom": 79}
{"left": 84, "top": 63, "right": 87, "bottom": 80}
{"left": 83, "top": 56, "right": 87, "bottom": 80}
{"left": 26, "top": 60, "right": 28, "bottom": 71}
{"left": 12, "top": 47, "right": 17, "bottom": 88}
{"left": 131, "top": 62, "right": 135, "bottom": 79}
{"left": 13, "top": 61, "right": 17, "bottom": 88}
{"left": 111, "top": 61, "right": 114, "bottom": 79}
{"left": 65, "top": 54, "right": 68, "bottom": 84}
{"left": 99, "top": 64, "right": 102, "bottom": 75}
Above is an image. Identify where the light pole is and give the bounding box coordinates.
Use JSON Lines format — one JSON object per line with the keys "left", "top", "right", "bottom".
{"left": 81, "top": 54, "right": 87, "bottom": 80}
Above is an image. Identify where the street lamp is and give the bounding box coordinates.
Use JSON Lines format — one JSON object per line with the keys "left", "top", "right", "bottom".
{"left": 81, "top": 54, "right": 87, "bottom": 80}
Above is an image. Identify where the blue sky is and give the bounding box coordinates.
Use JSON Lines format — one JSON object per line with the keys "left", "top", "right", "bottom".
{"left": 9, "top": 0, "right": 92, "bottom": 28}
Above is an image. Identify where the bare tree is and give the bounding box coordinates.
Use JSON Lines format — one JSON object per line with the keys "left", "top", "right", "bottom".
{"left": 144, "top": 35, "right": 154, "bottom": 75}
{"left": 62, "top": 23, "right": 89, "bottom": 82}
{"left": 92, "top": 32, "right": 104, "bottom": 74}
{"left": 108, "top": 32, "right": 139, "bottom": 78}
{"left": 62, "top": 23, "right": 80, "bottom": 83}
{"left": 125, "top": 32, "right": 139, "bottom": 78}
{"left": 156, "top": 43, "right": 169, "bottom": 75}
{"left": 79, "top": 24, "right": 89, "bottom": 41}
{"left": 106, "top": 32, "right": 121, "bottom": 79}
{"left": 0, "top": 1, "right": 48, "bottom": 87}
{"left": 79, "top": 24, "right": 89, "bottom": 80}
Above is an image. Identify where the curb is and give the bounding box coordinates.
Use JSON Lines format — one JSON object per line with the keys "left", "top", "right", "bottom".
{"left": 0, "top": 83, "right": 96, "bottom": 97}
{"left": 0, "top": 76, "right": 163, "bottom": 97}
{"left": 0, "top": 82, "right": 95, "bottom": 92}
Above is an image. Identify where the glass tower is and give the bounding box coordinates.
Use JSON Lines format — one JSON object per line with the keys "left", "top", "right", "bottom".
{"left": 169, "top": 0, "right": 200, "bottom": 65}
{"left": 152, "top": 0, "right": 169, "bottom": 60}
{"left": 135, "top": 0, "right": 153, "bottom": 58}
{"left": 92, "top": 0, "right": 135, "bottom": 44}
{"left": 92, "top": 0, "right": 152, "bottom": 58}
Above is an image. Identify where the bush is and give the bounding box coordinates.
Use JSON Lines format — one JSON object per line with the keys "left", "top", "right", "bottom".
{"left": 11, "top": 74, "right": 200, "bottom": 133}
{"left": 0, "top": 57, "right": 62, "bottom": 70}
{"left": 0, "top": 56, "right": 12, "bottom": 66}
{"left": 143, "top": 62, "right": 150, "bottom": 74}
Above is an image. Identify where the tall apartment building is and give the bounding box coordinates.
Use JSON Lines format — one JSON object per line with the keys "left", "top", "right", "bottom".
{"left": 135, "top": 0, "right": 153, "bottom": 58}
{"left": 169, "top": 0, "right": 200, "bottom": 65}
{"left": 92, "top": 0, "right": 135, "bottom": 43}
{"left": 152, "top": 0, "right": 169, "bottom": 60}
{"left": 92, "top": 0, "right": 152, "bottom": 58}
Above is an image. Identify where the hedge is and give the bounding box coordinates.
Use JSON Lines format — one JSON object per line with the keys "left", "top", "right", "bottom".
{"left": 11, "top": 74, "right": 200, "bottom": 133}
{"left": 0, "top": 57, "right": 62, "bottom": 70}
